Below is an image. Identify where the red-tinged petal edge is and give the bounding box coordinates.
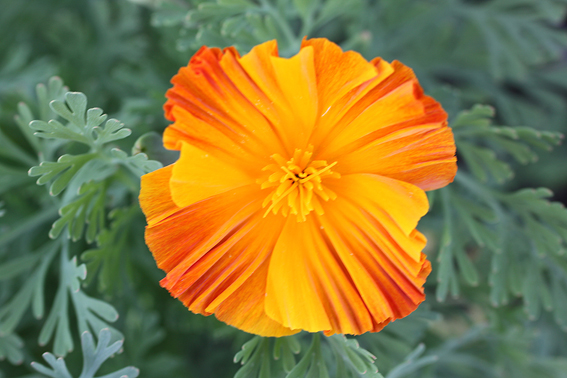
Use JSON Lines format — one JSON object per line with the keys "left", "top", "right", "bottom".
{"left": 317, "top": 60, "right": 456, "bottom": 191}
{"left": 143, "top": 180, "right": 296, "bottom": 336}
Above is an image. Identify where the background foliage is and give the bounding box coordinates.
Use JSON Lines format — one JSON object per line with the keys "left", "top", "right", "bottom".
{"left": 1, "top": 0, "right": 567, "bottom": 377}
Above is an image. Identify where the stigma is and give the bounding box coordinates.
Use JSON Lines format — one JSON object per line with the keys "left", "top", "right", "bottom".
{"left": 259, "top": 145, "right": 340, "bottom": 222}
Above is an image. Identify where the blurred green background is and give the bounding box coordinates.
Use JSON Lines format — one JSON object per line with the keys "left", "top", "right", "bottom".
{"left": 1, "top": 1, "right": 567, "bottom": 377}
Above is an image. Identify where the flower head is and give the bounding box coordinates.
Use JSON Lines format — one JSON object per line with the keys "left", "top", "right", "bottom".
{"left": 140, "top": 38, "right": 457, "bottom": 336}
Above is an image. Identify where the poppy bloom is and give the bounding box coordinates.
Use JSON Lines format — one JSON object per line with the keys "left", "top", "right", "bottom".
{"left": 140, "top": 38, "right": 456, "bottom": 336}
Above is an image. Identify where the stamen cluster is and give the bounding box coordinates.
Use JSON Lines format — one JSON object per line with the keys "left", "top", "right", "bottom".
{"left": 260, "top": 145, "right": 340, "bottom": 222}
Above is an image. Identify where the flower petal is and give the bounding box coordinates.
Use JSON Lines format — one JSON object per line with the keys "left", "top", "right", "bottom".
{"left": 215, "top": 259, "right": 298, "bottom": 337}
{"left": 237, "top": 41, "right": 318, "bottom": 151}
{"left": 269, "top": 46, "right": 318, "bottom": 148}
{"left": 328, "top": 174, "right": 429, "bottom": 255}
{"left": 218, "top": 44, "right": 288, "bottom": 154}
{"left": 139, "top": 165, "right": 179, "bottom": 226}
{"left": 168, "top": 212, "right": 280, "bottom": 308}
{"left": 320, "top": 64, "right": 427, "bottom": 154}
{"left": 336, "top": 122, "right": 456, "bottom": 190}
{"left": 319, "top": 201, "right": 431, "bottom": 332}
{"left": 146, "top": 184, "right": 294, "bottom": 336}
{"left": 316, "top": 61, "right": 456, "bottom": 190}
{"left": 164, "top": 106, "right": 262, "bottom": 169}
{"left": 145, "top": 185, "right": 261, "bottom": 278}
{"left": 309, "top": 59, "right": 395, "bottom": 154}
{"left": 170, "top": 141, "right": 255, "bottom": 207}
{"left": 265, "top": 174, "right": 430, "bottom": 335}
{"left": 265, "top": 216, "right": 374, "bottom": 334}
{"left": 164, "top": 45, "right": 286, "bottom": 158}
{"left": 300, "top": 38, "right": 379, "bottom": 115}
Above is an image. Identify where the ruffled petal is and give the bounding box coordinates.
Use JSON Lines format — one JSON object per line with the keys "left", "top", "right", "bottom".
{"left": 264, "top": 173, "right": 430, "bottom": 335}
{"left": 324, "top": 174, "right": 431, "bottom": 325}
{"left": 319, "top": 62, "right": 429, "bottom": 154}
{"left": 315, "top": 61, "right": 456, "bottom": 190}
{"left": 145, "top": 183, "right": 295, "bottom": 336}
{"left": 213, "top": 251, "right": 298, "bottom": 337}
{"left": 164, "top": 45, "right": 286, "bottom": 158}
{"left": 308, "top": 53, "right": 394, "bottom": 152}
{"left": 170, "top": 141, "right": 255, "bottom": 207}
{"left": 300, "top": 38, "right": 379, "bottom": 116}
{"left": 218, "top": 44, "right": 288, "bottom": 155}
{"left": 139, "top": 165, "right": 179, "bottom": 226}
{"left": 263, "top": 174, "right": 430, "bottom": 335}
{"left": 265, "top": 216, "right": 374, "bottom": 334}
{"left": 336, "top": 121, "right": 457, "bottom": 190}
{"left": 169, "top": 212, "right": 281, "bottom": 309}
{"left": 237, "top": 41, "right": 318, "bottom": 151}
{"left": 269, "top": 47, "right": 318, "bottom": 148}
{"left": 145, "top": 185, "right": 261, "bottom": 280}
{"left": 328, "top": 174, "right": 429, "bottom": 257}
{"left": 163, "top": 106, "right": 262, "bottom": 170}
{"left": 320, "top": 202, "right": 431, "bottom": 334}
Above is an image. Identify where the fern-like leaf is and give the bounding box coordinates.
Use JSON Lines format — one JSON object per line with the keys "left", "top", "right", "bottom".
{"left": 32, "top": 328, "right": 139, "bottom": 378}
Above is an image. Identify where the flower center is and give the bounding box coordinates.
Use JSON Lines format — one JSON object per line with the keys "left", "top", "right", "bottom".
{"left": 259, "top": 145, "right": 340, "bottom": 222}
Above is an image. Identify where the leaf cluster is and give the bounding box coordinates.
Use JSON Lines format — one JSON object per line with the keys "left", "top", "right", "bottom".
{"left": 31, "top": 329, "right": 139, "bottom": 378}
{"left": 23, "top": 78, "right": 161, "bottom": 242}
{"left": 234, "top": 333, "right": 383, "bottom": 378}
{"left": 147, "top": 0, "right": 363, "bottom": 55}
{"left": 0, "top": 76, "right": 162, "bottom": 378}
{"left": 431, "top": 105, "right": 567, "bottom": 334}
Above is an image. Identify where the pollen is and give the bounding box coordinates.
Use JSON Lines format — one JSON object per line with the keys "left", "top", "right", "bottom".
{"left": 259, "top": 145, "right": 340, "bottom": 222}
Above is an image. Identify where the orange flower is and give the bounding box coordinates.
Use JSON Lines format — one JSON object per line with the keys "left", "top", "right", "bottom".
{"left": 140, "top": 38, "right": 457, "bottom": 336}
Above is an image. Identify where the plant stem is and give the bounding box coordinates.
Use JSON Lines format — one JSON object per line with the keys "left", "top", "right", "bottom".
{"left": 0, "top": 204, "right": 59, "bottom": 247}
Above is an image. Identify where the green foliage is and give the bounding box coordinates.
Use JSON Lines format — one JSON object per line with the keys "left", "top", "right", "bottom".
{"left": 452, "top": 105, "right": 563, "bottom": 183}
{"left": 449, "top": 0, "right": 567, "bottom": 80}
{"left": 50, "top": 180, "right": 107, "bottom": 241}
{"left": 0, "top": 242, "right": 57, "bottom": 336}
{"left": 31, "top": 329, "right": 139, "bottom": 378}
{"left": 0, "top": 74, "right": 159, "bottom": 377}
{"left": 81, "top": 207, "right": 138, "bottom": 294}
{"left": 148, "top": 0, "right": 362, "bottom": 55}
{"left": 359, "top": 307, "right": 439, "bottom": 375}
{"left": 234, "top": 336, "right": 301, "bottom": 378}
{"left": 24, "top": 78, "right": 161, "bottom": 242}
{"left": 35, "top": 244, "right": 123, "bottom": 358}
{"left": 434, "top": 105, "right": 567, "bottom": 332}
{"left": 234, "top": 333, "right": 383, "bottom": 378}
{"left": 325, "top": 335, "right": 382, "bottom": 378}
{"left": 0, "top": 333, "right": 24, "bottom": 366}
{"left": 121, "top": 311, "right": 184, "bottom": 377}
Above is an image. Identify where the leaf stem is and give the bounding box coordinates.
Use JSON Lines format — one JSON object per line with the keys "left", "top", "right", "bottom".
{"left": 0, "top": 204, "right": 59, "bottom": 247}
{"left": 261, "top": 1, "right": 300, "bottom": 53}
{"left": 0, "top": 128, "right": 38, "bottom": 167}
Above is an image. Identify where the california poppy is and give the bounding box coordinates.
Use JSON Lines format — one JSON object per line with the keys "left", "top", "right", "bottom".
{"left": 140, "top": 38, "right": 456, "bottom": 336}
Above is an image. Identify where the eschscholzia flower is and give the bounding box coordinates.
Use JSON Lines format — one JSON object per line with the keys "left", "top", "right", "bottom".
{"left": 139, "top": 38, "right": 457, "bottom": 336}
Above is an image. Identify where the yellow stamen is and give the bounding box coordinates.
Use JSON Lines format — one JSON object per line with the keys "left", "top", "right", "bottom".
{"left": 259, "top": 146, "right": 340, "bottom": 222}
{"left": 299, "top": 161, "right": 337, "bottom": 184}
{"left": 263, "top": 182, "right": 298, "bottom": 218}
